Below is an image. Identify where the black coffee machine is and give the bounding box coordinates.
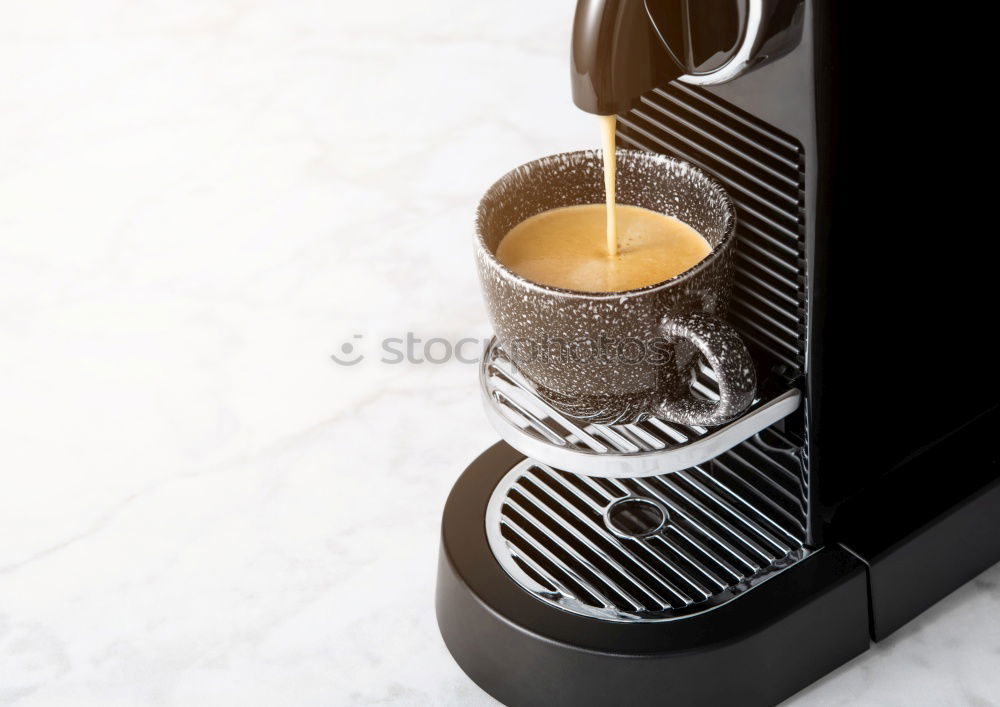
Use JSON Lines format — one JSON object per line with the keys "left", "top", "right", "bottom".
{"left": 436, "top": 2, "right": 1000, "bottom": 705}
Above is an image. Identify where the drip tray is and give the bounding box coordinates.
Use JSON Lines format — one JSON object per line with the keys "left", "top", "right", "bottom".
{"left": 487, "top": 459, "right": 808, "bottom": 622}
{"left": 480, "top": 337, "right": 801, "bottom": 478}
{"left": 438, "top": 442, "right": 869, "bottom": 707}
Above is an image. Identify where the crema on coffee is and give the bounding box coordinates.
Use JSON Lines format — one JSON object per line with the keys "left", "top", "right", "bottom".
{"left": 495, "top": 203, "right": 711, "bottom": 292}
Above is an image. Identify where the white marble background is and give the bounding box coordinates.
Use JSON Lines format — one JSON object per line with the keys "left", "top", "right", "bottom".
{"left": 0, "top": 1, "right": 997, "bottom": 705}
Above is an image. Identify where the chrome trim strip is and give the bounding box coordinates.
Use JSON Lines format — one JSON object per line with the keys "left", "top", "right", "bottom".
{"left": 678, "top": 0, "right": 763, "bottom": 86}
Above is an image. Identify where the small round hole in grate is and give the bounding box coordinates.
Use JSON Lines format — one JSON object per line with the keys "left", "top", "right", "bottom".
{"left": 604, "top": 497, "right": 668, "bottom": 538}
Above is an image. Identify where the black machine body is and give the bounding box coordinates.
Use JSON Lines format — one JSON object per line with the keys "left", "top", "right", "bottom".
{"left": 438, "top": 2, "right": 1000, "bottom": 704}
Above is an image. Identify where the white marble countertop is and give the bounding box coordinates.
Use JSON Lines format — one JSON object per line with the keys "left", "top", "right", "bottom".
{"left": 1, "top": 1, "right": 998, "bottom": 705}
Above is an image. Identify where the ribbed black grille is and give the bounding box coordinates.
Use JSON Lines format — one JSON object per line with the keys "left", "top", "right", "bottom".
{"left": 617, "top": 83, "right": 807, "bottom": 374}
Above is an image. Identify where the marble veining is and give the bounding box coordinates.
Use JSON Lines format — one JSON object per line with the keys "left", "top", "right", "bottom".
{"left": 1, "top": 1, "right": 999, "bottom": 705}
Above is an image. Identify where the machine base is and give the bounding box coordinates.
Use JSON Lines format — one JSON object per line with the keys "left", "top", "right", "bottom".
{"left": 436, "top": 442, "right": 870, "bottom": 707}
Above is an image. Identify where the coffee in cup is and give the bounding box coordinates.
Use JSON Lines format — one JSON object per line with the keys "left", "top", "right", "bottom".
{"left": 475, "top": 149, "right": 755, "bottom": 427}
{"left": 495, "top": 203, "right": 711, "bottom": 293}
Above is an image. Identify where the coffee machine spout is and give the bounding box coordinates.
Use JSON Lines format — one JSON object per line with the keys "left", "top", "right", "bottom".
{"left": 571, "top": 0, "right": 683, "bottom": 115}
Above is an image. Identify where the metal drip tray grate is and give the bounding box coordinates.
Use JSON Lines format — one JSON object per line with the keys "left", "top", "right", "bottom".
{"left": 486, "top": 459, "right": 808, "bottom": 622}
{"left": 480, "top": 338, "right": 801, "bottom": 478}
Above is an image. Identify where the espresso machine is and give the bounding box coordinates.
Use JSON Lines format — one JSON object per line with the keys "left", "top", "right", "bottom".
{"left": 436, "top": 2, "right": 1000, "bottom": 704}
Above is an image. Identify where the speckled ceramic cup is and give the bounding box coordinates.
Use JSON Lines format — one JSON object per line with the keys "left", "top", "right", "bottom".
{"left": 475, "top": 149, "right": 756, "bottom": 427}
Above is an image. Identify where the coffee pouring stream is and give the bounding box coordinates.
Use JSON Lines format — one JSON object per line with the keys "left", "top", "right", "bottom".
{"left": 574, "top": 0, "right": 691, "bottom": 257}
{"left": 575, "top": 0, "right": 722, "bottom": 258}
{"left": 598, "top": 114, "right": 618, "bottom": 255}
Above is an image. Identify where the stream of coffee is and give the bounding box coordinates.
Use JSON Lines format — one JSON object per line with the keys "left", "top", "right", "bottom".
{"left": 599, "top": 114, "right": 618, "bottom": 256}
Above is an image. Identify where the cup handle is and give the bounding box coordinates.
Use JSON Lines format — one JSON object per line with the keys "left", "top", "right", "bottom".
{"left": 657, "top": 313, "right": 757, "bottom": 427}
